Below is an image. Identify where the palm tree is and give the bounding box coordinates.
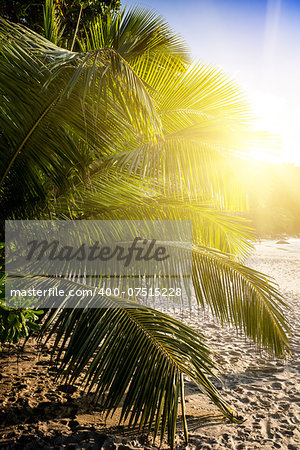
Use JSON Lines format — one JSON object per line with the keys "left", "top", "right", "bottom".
{"left": 0, "top": 6, "right": 291, "bottom": 448}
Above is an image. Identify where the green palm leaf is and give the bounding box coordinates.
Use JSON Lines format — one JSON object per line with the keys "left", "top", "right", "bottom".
{"left": 80, "top": 6, "right": 190, "bottom": 64}
{"left": 37, "top": 281, "right": 235, "bottom": 447}
{"left": 43, "top": 0, "right": 64, "bottom": 45}
{"left": 0, "top": 19, "right": 160, "bottom": 222}
{"left": 28, "top": 238, "right": 288, "bottom": 447}
{"left": 192, "top": 246, "right": 290, "bottom": 356}
{"left": 1, "top": 9, "right": 292, "bottom": 449}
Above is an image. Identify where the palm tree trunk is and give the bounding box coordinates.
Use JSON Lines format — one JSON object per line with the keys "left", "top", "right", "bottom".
{"left": 70, "top": 4, "right": 83, "bottom": 51}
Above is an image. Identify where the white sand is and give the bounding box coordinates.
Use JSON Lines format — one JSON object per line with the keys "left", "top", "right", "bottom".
{"left": 1, "top": 240, "right": 299, "bottom": 449}
{"left": 167, "top": 239, "right": 300, "bottom": 449}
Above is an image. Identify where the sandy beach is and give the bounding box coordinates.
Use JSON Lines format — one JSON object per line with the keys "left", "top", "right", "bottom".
{"left": 0, "top": 239, "right": 299, "bottom": 449}
{"left": 171, "top": 239, "right": 300, "bottom": 449}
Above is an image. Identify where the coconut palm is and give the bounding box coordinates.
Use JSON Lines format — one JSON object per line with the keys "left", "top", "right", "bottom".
{"left": 0, "top": 6, "right": 291, "bottom": 448}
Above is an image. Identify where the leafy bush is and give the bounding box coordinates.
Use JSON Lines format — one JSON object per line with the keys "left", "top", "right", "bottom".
{"left": 0, "top": 273, "right": 43, "bottom": 348}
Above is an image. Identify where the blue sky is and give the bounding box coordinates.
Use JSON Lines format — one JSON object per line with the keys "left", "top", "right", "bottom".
{"left": 125, "top": 1, "right": 300, "bottom": 165}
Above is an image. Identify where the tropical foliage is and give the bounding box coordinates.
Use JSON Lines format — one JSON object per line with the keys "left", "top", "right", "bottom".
{"left": 0, "top": 5, "right": 291, "bottom": 447}
{"left": 0, "top": 0, "right": 120, "bottom": 48}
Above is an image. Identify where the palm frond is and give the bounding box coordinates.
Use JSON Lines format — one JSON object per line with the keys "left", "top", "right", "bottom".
{"left": 193, "top": 245, "right": 290, "bottom": 356}
{"left": 80, "top": 6, "right": 190, "bottom": 65}
{"left": 19, "top": 229, "right": 289, "bottom": 358}
{"left": 43, "top": 0, "right": 64, "bottom": 45}
{"left": 36, "top": 280, "right": 235, "bottom": 448}
{"left": 107, "top": 56, "right": 269, "bottom": 210}
{"left": 1, "top": 12, "right": 291, "bottom": 449}
{"left": 0, "top": 19, "right": 160, "bottom": 222}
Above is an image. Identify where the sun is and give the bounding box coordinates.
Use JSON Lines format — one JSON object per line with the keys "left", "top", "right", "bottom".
{"left": 248, "top": 90, "right": 300, "bottom": 166}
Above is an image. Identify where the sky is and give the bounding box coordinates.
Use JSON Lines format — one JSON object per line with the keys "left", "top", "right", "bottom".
{"left": 126, "top": 0, "right": 300, "bottom": 165}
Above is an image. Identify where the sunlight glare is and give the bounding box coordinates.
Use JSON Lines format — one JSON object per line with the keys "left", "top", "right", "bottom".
{"left": 248, "top": 90, "right": 300, "bottom": 166}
